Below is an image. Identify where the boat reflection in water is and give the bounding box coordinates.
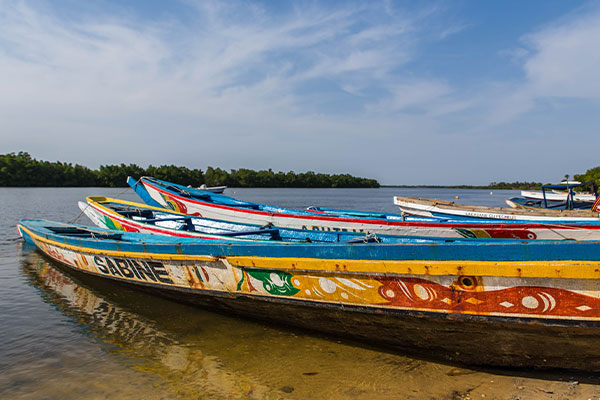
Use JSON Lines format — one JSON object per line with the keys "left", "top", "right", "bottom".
{"left": 21, "top": 252, "right": 282, "bottom": 399}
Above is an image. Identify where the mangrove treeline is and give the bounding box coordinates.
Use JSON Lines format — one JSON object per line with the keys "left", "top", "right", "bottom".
{"left": 0, "top": 152, "right": 380, "bottom": 188}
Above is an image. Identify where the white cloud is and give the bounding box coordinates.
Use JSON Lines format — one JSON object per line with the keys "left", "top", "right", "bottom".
{"left": 384, "top": 80, "right": 452, "bottom": 112}
{"left": 466, "top": 5, "right": 600, "bottom": 130}
{"left": 0, "top": 1, "right": 452, "bottom": 124}
{"left": 523, "top": 8, "right": 600, "bottom": 99}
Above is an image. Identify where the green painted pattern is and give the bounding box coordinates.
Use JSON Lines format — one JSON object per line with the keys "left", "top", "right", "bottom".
{"left": 103, "top": 215, "right": 119, "bottom": 230}
{"left": 242, "top": 269, "right": 300, "bottom": 296}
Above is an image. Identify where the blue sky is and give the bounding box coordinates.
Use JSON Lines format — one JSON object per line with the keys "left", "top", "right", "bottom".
{"left": 1, "top": 0, "right": 599, "bottom": 184}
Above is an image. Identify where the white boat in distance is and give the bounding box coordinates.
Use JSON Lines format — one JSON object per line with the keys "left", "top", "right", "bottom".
{"left": 521, "top": 190, "right": 596, "bottom": 202}
{"left": 522, "top": 181, "right": 597, "bottom": 203}
{"left": 198, "top": 184, "right": 227, "bottom": 194}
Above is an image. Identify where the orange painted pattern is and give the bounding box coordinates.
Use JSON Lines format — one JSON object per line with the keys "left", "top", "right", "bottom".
{"left": 378, "top": 277, "right": 600, "bottom": 317}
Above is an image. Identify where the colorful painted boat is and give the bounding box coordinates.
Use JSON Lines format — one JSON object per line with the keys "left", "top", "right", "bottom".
{"left": 129, "top": 176, "right": 600, "bottom": 240}
{"left": 82, "top": 196, "right": 560, "bottom": 245}
{"left": 79, "top": 196, "right": 408, "bottom": 243}
{"left": 17, "top": 219, "right": 600, "bottom": 371}
{"left": 394, "top": 196, "right": 600, "bottom": 222}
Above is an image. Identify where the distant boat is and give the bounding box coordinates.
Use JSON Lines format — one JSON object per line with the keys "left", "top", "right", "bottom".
{"left": 128, "top": 176, "right": 600, "bottom": 240}
{"left": 506, "top": 197, "right": 593, "bottom": 210}
{"left": 521, "top": 190, "right": 596, "bottom": 203}
{"left": 515, "top": 181, "right": 597, "bottom": 207}
{"left": 17, "top": 218, "right": 600, "bottom": 371}
{"left": 507, "top": 181, "right": 597, "bottom": 211}
{"left": 198, "top": 184, "right": 226, "bottom": 194}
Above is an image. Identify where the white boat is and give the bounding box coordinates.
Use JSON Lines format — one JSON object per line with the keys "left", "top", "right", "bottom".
{"left": 198, "top": 184, "right": 227, "bottom": 194}
{"left": 394, "top": 196, "right": 600, "bottom": 221}
{"left": 521, "top": 181, "right": 597, "bottom": 203}
{"left": 521, "top": 190, "right": 596, "bottom": 202}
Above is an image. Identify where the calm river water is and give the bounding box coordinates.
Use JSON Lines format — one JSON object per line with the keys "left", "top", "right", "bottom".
{"left": 1, "top": 187, "right": 600, "bottom": 399}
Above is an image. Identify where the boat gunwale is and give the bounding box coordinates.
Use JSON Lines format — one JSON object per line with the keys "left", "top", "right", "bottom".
{"left": 17, "top": 222, "right": 600, "bottom": 280}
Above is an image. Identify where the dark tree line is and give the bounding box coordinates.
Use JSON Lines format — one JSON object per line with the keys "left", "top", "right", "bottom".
{"left": 467, "top": 181, "right": 544, "bottom": 190}
{"left": 203, "top": 167, "right": 378, "bottom": 188}
{"left": 0, "top": 152, "right": 380, "bottom": 188}
{"left": 575, "top": 167, "right": 600, "bottom": 185}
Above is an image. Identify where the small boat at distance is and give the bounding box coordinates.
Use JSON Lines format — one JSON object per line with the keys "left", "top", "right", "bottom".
{"left": 17, "top": 218, "right": 600, "bottom": 371}
{"left": 199, "top": 184, "right": 227, "bottom": 194}
{"left": 508, "top": 181, "right": 597, "bottom": 210}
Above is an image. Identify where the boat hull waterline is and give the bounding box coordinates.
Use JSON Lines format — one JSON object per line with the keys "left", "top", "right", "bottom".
{"left": 130, "top": 177, "right": 600, "bottom": 240}
{"left": 17, "top": 219, "right": 600, "bottom": 371}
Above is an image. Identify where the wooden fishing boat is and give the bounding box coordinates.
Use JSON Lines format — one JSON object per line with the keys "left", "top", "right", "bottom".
{"left": 128, "top": 176, "right": 600, "bottom": 240}
{"left": 79, "top": 196, "right": 402, "bottom": 243}
{"left": 394, "top": 196, "right": 600, "bottom": 222}
{"left": 82, "top": 196, "right": 567, "bottom": 244}
{"left": 17, "top": 219, "right": 600, "bottom": 371}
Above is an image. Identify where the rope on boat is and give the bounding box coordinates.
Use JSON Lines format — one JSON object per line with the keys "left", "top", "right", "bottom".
{"left": 114, "top": 182, "right": 136, "bottom": 199}
{"left": 69, "top": 203, "right": 90, "bottom": 224}
{"left": 69, "top": 183, "right": 137, "bottom": 224}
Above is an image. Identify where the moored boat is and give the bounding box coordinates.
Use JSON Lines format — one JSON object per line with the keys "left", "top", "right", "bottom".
{"left": 394, "top": 196, "right": 600, "bottom": 222}
{"left": 17, "top": 218, "right": 600, "bottom": 371}
{"left": 79, "top": 196, "right": 405, "bottom": 244}
{"left": 521, "top": 190, "right": 596, "bottom": 203}
{"left": 508, "top": 181, "right": 598, "bottom": 210}
{"left": 128, "top": 176, "right": 600, "bottom": 240}
{"left": 199, "top": 184, "right": 227, "bottom": 194}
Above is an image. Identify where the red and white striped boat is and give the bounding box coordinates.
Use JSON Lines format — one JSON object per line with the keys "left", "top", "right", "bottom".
{"left": 128, "top": 176, "right": 600, "bottom": 240}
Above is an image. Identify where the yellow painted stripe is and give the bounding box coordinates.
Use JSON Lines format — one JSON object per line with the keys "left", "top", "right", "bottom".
{"left": 225, "top": 256, "right": 600, "bottom": 280}
{"left": 20, "top": 225, "right": 600, "bottom": 279}
{"left": 87, "top": 196, "right": 186, "bottom": 215}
